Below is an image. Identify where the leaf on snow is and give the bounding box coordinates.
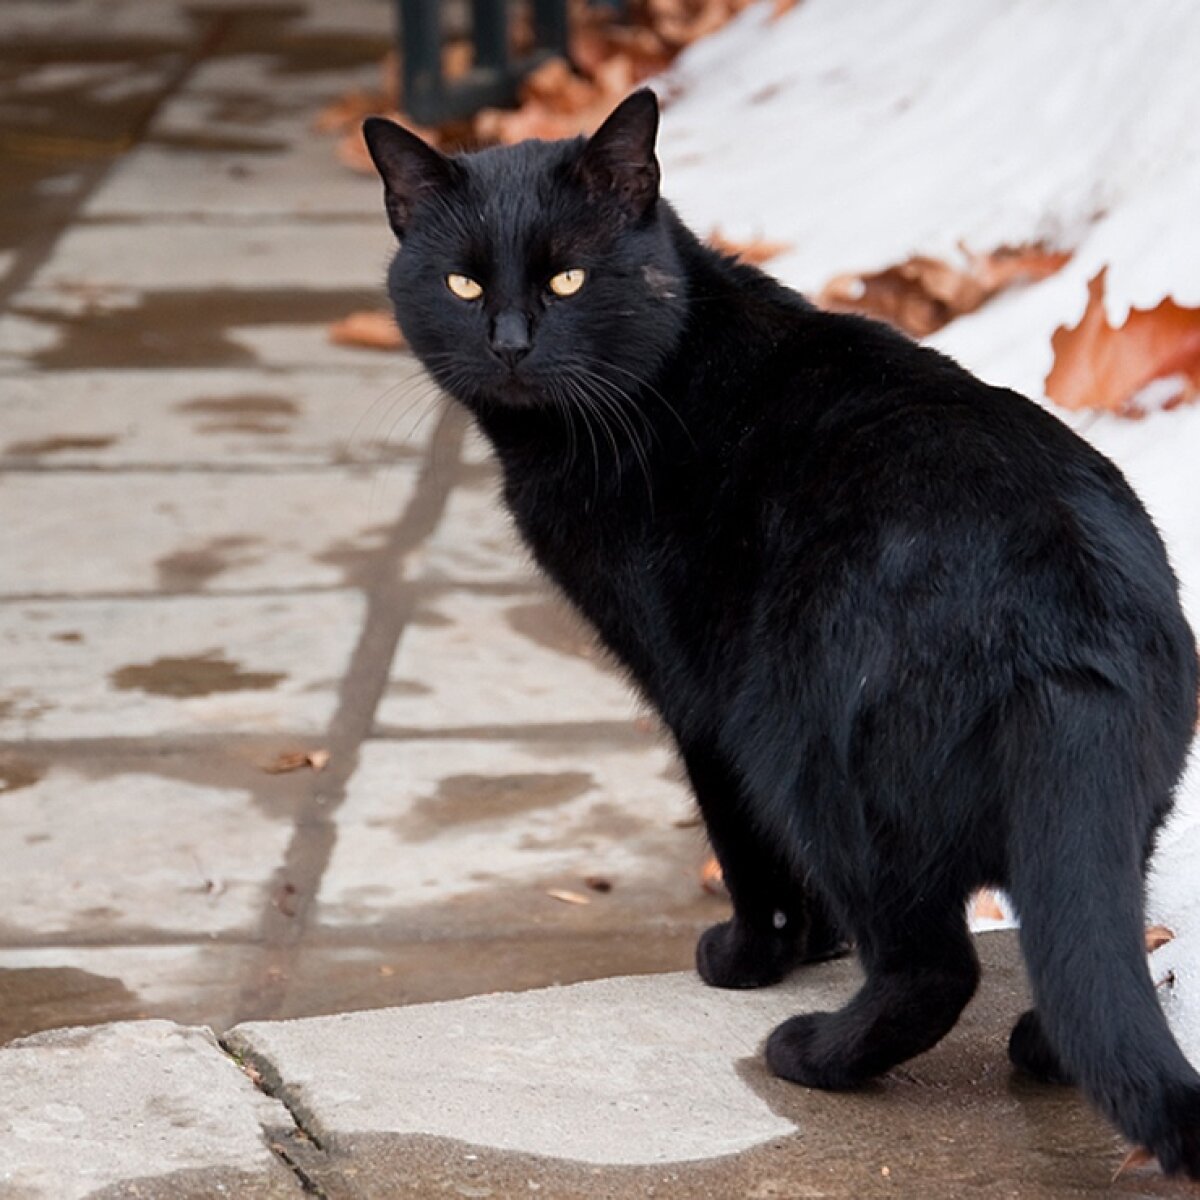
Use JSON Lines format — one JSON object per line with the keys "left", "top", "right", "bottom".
{"left": 707, "top": 228, "right": 792, "bottom": 265}
{"left": 700, "top": 855, "right": 727, "bottom": 896}
{"left": 971, "top": 889, "right": 1006, "bottom": 922}
{"left": 328, "top": 310, "right": 406, "bottom": 351}
{"left": 1145, "top": 924, "right": 1175, "bottom": 953}
{"left": 818, "top": 244, "right": 1069, "bottom": 338}
{"left": 1045, "top": 267, "right": 1200, "bottom": 417}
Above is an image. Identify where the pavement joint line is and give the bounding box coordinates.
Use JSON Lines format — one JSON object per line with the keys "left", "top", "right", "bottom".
{"left": 0, "top": 462, "right": 421, "bottom": 476}
{"left": 229, "top": 400, "right": 470, "bottom": 1024}
{"left": 0, "top": 11, "right": 238, "bottom": 314}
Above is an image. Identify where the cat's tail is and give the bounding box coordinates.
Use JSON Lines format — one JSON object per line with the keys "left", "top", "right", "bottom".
{"left": 1006, "top": 680, "right": 1200, "bottom": 1178}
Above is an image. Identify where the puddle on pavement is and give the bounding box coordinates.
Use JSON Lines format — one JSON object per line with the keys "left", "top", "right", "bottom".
{"left": 155, "top": 535, "right": 262, "bottom": 590}
{"left": 0, "top": 754, "right": 45, "bottom": 794}
{"left": 0, "top": 966, "right": 142, "bottom": 1046}
{"left": 17, "top": 287, "right": 383, "bottom": 368}
{"left": 395, "top": 771, "right": 596, "bottom": 841}
{"left": 177, "top": 393, "right": 301, "bottom": 428}
{"left": 4, "top": 434, "right": 118, "bottom": 456}
{"left": 506, "top": 599, "right": 616, "bottom": 668}
{"left": 110, "top": 651, "right": 286, "bottom": 697}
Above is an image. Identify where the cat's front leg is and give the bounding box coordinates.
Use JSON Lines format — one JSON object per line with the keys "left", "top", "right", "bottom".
{"left": 684, "top": 745, "right": 848, "bottom": 989}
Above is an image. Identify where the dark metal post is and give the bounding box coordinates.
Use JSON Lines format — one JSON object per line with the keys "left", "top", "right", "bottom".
{"left": 532, "top": 0, "right": 569, "bottom": 56}
{"left": 471, "top": 0, "right": 508, "bottom": 70}
{"left": 397, "top": 0, "right": 444, "bottom": 125}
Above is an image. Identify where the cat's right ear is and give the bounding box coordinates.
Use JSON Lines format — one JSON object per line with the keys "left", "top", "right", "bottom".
{"left": 362, "top": 117, "right": 458, "bottom": 238}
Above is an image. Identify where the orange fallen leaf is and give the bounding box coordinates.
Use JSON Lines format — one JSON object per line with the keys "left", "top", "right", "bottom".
{"left": 700, "top": 855, "right": 727, "bottom": 896}
{"left": 1045, "top": 268, "right": 1200, "bottom": 417}
{"left": 1146, "top": 924, "right": 1175, "bottom": 953}
{"left": 264, "top": 748, "right": 331, "bottom": 774}
{"left": 1111, "top": 1145, "right": 1155, "bottom": 1181}
{"left": 819, "top": 243, "right": 1069, "bottom": 338}
{"left": 547, "top": 888, "right": 591, "bottom": 905}
{"left": 707, "top": 228, "right": 792, "bottom": 266}
{"left": 971, "top": 889, "right": 1006, "bottom": 922}
{"left": 771, "top": 0, "right": 800, "bottom": 18}
{"left": 329, "top": 310, "right": 406, "bottom": 351}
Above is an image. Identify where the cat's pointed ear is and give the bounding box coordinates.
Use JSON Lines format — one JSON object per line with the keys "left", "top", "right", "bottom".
{"left": 574, "top": 88, "right": 661, "bottom": 220}
{"left": 362, "top": 116, "right": 458, "bottom": 237}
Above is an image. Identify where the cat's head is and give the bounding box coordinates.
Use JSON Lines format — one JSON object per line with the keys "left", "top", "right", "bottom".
{"left": 362, "top": 89, "right": 687, "bottom": 414}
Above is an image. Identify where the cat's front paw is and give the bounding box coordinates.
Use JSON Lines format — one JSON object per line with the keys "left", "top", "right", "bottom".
{"left": 765, "top": 1012, "right": 866, "bottom": 1091}
{"left": 696, "top": 919, "right": 796, "bottom": 989}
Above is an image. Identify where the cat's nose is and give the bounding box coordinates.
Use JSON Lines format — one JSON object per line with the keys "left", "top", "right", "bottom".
{"left": 490, "top": 310, "right": 532, "bottom": 367}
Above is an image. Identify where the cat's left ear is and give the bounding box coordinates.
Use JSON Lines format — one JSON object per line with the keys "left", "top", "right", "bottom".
{"left": 574, "top": 88, "right": 661, "bottom": 220}
{"left": 362, "top": 116, "right": 459, "bottom": 238}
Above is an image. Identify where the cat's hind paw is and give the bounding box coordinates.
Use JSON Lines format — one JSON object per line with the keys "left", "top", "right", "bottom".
{"left": 695, "top": 919, "right": 797, "bottom": 989}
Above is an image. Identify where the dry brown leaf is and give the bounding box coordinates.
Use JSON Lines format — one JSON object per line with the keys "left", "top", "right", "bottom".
{"left": 971, "top": 889, "right": 1006, "bottom": 922}
{"left": 1146, "top": 924, "right": 1176, "bottom": 952}
{"left": 336, "top": 111, "right": 440, "bottom": 175}
{"left": 547, "top": 888, "right": 591, "bottom": 905}
{"left": 329, "top": 310, "right": 406, "bottom": 351}
{"left": 1111, "top": 1145, "right": 1155, "bottom": 1181}
{"left": 264, "top": 749, "right": 331, "bottom": 774}
{"left": 1045, "top": 268, "right": 1200, "bottom": 417}
{"left": 819, "top": 244, "right": 1069, "bottom": 338}
{"left": 707, "top": 228, "right": 792, "bottom": 265}
{"left": 771, "top": 0, "right": 800, "bottom": 18}
{"left": 313, "top": 88, "right": 380, "bottom": 134}
{"left": 700, "top": 855, "right": 727, "bottom": 896}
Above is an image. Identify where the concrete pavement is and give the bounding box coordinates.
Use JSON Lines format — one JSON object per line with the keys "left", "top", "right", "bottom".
{"left": 0, "top": 1, "right": 1192, "bottom": 1196}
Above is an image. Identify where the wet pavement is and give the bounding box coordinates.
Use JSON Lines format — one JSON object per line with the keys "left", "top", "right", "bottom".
{"left": 2, "top": 3, "right": 1197, "bottom": 1197}
{"left": 0, "top": 0, "right": 719, "bottom": 1049}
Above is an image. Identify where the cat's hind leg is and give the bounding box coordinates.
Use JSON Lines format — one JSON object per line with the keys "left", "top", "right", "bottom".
{"left": 685, "top": 745, "right": 849, "bottom": 990}
{"left": 765, "top": 893, "right": 979, "bottom": 1089}
{"left": 1008, "top": 1009, "right": 1073, "bottom": 1084}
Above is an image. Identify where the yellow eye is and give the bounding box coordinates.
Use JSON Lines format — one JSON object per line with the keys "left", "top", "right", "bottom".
{"left": 446, "top": 273, "right": 483, "bottom": 301}
{"left": 548, "top": 268, "right": 586, "bottom": 298}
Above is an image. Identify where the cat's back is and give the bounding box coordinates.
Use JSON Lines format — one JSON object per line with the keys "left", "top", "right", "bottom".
{"left": 726, "top": 308, "right": 1191, "bottom": 675}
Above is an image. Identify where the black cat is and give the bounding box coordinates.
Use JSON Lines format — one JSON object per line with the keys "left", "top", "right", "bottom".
{"left": 363, "top": 89, "right": 1200, "bottom": 1176}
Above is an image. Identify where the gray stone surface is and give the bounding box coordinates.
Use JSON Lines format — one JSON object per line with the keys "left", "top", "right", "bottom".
{"left": 0, "top": 767, "right": 292, "bottom": 937}
{"left": 378, "top": 589, "right": 641, "bottom": 731}
{"left": 228, "top": 971, "right": 840, "bottom": 1165}
{"left": 316, "top": 737, "right": 699, "bottom": 931}
{"left": 0, "top": 366, "right": 434, "bottom": 467}
{"left": 0, "top": 591, "right": 363, "bottom": 739}
{"left": 0, "top": 1021, "right": 300, "bottom": 1199}
{"left": 12, "top": 221, "right": 394, "bottom": 313}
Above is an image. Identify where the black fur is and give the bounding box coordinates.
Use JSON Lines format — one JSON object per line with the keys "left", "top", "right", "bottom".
{"left": 364, "top": 90, "right": 1200, "bottom": 1175}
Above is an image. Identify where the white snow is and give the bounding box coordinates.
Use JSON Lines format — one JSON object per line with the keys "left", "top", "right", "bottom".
{"left": 656, "top": 0, "right": 1200, "bottom": 1053}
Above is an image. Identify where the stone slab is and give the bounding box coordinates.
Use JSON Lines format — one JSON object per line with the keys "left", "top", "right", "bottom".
{"left": 0, "top": 590, "right": 363, "bottom": 739}
{"left": 0, "top": 944, "right": 259, "bottom": 1045}
{"left": 0, "top": 366, "right": 434, "bottom": 467}
{"left": 228, "top": 971, "right": 822, "bottom": 1165}
{"left": 0, "top": 466, "right": 416, "bottom": 597}
{"left": 0, "top": 1020, "right": 301, "bottom": 1200}
{"left": 408, "top": 473, "right": 537, "bottom": 585}
{"left": 83, "top": 60, "right": 385, "bottom": 219}
{"left": 378, "top": 590, "right": 641, "bottom": 731}
{"left": 316, "top": 737, "right": 701, "bottom": 932}
{"left": 0, "top": 766, "right": 291, "bottom": 938}
{"left": 12, "top": 220, "right": 393, "bottom": 313}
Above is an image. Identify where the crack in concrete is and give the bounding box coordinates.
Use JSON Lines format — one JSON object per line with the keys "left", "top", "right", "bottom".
{"left": 218, "top": 1032, "right": 331, "bottom": 1198}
